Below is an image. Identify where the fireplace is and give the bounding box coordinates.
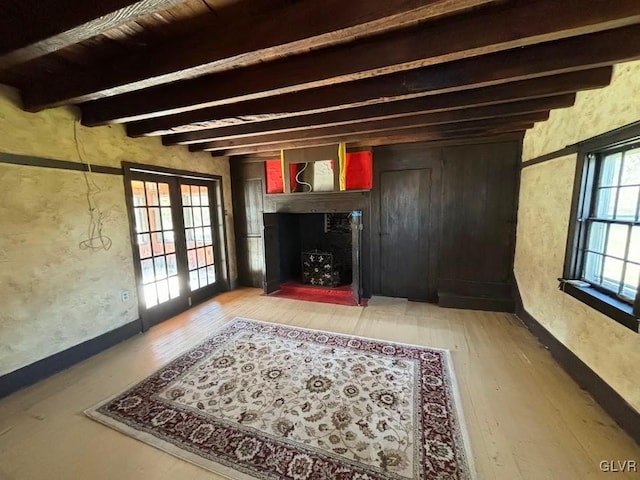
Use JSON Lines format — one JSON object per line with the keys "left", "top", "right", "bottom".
{"left": 280, "top": 212, "right": 353, "bottom": 285}
{"left": 263, "top": 211, "right": 364, "bottom": 305}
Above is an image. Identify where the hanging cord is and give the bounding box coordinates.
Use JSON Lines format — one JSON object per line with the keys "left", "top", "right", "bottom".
{"left": 295, "top": 162, "right": 313, "bottom": 192}
{"left": 73, "top": 121, "right": 112, "bottom": 251}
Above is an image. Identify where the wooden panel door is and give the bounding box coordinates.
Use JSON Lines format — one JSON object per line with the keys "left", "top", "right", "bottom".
{"left": 263, "top": 213, "right": 280, "bottom": 294}
{"left": 379, "top": 169, "right": 432, "bottom": 300}
{"left": 234, "top": 178, "right": 265, "bottom": 288}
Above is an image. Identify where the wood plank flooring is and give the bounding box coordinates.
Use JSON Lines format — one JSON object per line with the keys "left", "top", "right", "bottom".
{"left": 0, "top": 288, "right": 637, "bottom": 479}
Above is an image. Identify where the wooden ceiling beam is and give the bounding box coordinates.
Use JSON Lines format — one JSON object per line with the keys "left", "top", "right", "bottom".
{"left": 191, "top": 111, "right": 551, "bottom": 151}
{"left": 348, "top": 131, "right": 526, "bottom": 151}
{"left": 204, "top": 117, "right": 540, "bottom": 154}
{"left": 0, "top": 0, "right": 186, "bottom": 70}
{"left": 82, "top": 0, "right": 640, "bottom": 125}
{"left": 128, "top": 24, "right": 634, "bottom": 137}
{"left": 226, "top": 131, "right": 526, "bottom": 159}
{"left": 22, "top": 0, "right": 497, "bottom": 110}
{"left": 211, "top": 124, "right": 532, "bottom": 156}
{"left": 166, "top": 94, "right": 575, "bottom": 146}
{"left": 146, "top": 66, "right": 612, "bottom": 138}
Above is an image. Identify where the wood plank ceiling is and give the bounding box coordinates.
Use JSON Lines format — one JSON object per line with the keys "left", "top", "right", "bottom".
{"left": 2, "top": 0, "right": 640, "bottom": 157}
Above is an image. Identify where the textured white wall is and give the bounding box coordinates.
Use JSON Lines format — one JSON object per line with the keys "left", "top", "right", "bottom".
{"left": 523, "top": 62, "right": 640, "bottom": 160}
{"left": 0, "top": 86, "right": 236, "bottom": 376}
{"left": 515, "top": 61, "right": 640, "bottom": 412}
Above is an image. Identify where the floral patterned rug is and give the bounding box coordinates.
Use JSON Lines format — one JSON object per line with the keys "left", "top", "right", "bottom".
{"left": 86, "top": 318, "right": 474, "bottom": 480}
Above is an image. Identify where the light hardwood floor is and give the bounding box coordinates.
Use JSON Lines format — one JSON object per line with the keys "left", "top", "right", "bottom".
{"left": 0, "top": 288, "right": 638, "bottom": 479}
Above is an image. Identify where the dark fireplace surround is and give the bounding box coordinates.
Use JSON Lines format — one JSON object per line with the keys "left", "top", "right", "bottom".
{"left": 262, "top": 191, "right": 371, "bottom": 299}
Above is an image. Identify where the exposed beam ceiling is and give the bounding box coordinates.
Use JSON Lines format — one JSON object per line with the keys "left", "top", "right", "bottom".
{"left": 191, "top": 111, "right": 551, "bottom": 152}
{"left": 230, "top": 132, "right": 527, "bottom": 159}
{"left": 0, "top": 0, "right": 186, "bottom": 69}
{"left": 164, "top": 94, "right": 577, "bottom": 146}
{"left": 2, "top": 0, "right": 639, "bottom": 156}
{"left": 208, "top": 122, "right": 533, "bottom": 156}
{"left": 22, "top": 0, "right": 498, "bottom": 110}
{"left": 81, "top": 0, "right": 640, "bottom": 126}
{"left": 131, "top": 66, "right": 611, "bottom": 138}
{"left": 128, "top": 22, "right": 639, "bottom": 137}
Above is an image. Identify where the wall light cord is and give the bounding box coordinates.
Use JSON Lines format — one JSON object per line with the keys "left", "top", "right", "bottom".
{"left": 73, "top": 121, "right": 112, "bottom": 251}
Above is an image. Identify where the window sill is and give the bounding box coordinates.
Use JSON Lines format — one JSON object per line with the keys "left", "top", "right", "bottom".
{"left": 562, "top": 283, "right": 639, "bottom": 333}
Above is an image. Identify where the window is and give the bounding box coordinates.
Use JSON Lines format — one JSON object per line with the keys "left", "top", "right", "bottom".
{"left": 564, "top": 134, "right": 640, "bottom": 331}
{"left": 581, "top": 147, "right": 640, "bottom": 301}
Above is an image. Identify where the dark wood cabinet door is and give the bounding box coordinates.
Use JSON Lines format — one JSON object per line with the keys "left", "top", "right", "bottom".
{"left": 263, "top": 213, "right": 280, "bottom": 293}
{"left": 379, "top": 168, "right": 432, "bottom": 300}
{"left": 234, "top": 177, "right": 265, "bottom": 288}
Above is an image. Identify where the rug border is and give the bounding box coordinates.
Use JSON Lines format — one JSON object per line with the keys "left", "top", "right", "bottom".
{"left": 85, "top": 407, "right": 257, "bottom": 480}
{"left": 232, "top": 316, "right": 454, "bottom": 354}
{"left": 85, "top": 316, "right": 477, "bottom": 480}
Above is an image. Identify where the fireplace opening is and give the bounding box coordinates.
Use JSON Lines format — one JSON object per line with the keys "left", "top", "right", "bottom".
{"left": 279, "top": 212, "right": 352, "bottom": 286}
{"left": 264, "top": 211, "right": 363, "bottom": 306}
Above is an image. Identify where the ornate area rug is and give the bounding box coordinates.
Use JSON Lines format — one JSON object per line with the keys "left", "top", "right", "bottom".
{"left": 86, "top": 318, "right": 475, "bottom": 480}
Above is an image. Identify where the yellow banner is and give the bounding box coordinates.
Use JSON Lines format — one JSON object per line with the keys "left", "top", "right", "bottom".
{"left": 338, "top": 143, "right": 347, "bottom": 191}
{"left": 280, "top": 149, "right": 285, "bottom": 192}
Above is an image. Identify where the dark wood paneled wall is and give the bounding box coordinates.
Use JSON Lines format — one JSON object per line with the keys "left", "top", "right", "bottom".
{"left": 231, "top": 138, "right": 520, "bottom": 310}
{"left": 371, "top": 140, "right": 520, "bottom": 309}
{"left": 438, "top": 143, "right": 519, "bottom": 302}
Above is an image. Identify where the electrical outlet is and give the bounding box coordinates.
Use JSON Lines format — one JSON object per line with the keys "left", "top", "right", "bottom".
{"left": 120, "top": 290, "right": 130, "bottom": 302}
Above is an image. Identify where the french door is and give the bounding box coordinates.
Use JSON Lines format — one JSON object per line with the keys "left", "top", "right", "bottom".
{"left": 125, "top": 166, "right": 226, "bottom": 330}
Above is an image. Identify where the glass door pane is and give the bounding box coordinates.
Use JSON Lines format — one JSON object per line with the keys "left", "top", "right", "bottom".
{"left": 126, "top": 167, "right": 227, "bottom": 330}
{"left": 180, "top": 183, "right": 217, "bottom": 291}
{"left": 131, "top": 179, "right": 181, "bottom": 308}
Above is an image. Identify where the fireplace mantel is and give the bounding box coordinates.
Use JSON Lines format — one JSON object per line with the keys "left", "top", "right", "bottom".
{"left": 263, "top": 190, "right": 370, "bottom": 214}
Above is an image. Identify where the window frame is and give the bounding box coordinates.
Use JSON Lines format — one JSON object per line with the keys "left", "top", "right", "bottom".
{"left": 563, "top": 126, "right": 640, "bottom": 333}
